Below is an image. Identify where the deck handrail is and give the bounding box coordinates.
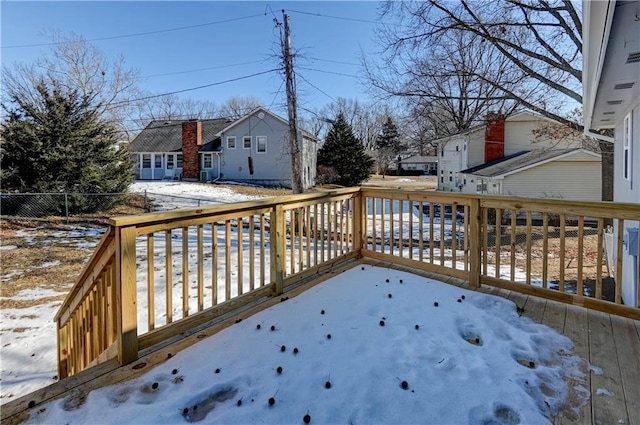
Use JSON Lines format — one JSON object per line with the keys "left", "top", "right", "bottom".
{"left": 54, "top": 188, "right": 363, "bottom": 378}
{"left": 54, "top": 187, "right": 640, "bottom": 379}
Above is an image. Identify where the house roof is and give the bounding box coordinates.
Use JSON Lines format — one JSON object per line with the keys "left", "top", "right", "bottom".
{"left": 583, "top": 1, "right": 640, "bottom": 130}
{"left": 215, "top": 106, "right": 319, "bottom": 140}
{"left": 130, "top": 118, "right": 230, "bottom": 153}
{"left": 400, "top": 155, "right": 438, "bottom": 164}
{"left": 461, "top": 148, "right": 601, "bottom": 178}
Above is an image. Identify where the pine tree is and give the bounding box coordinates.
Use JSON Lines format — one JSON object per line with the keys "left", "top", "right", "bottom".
{"left": 0, "top": 81, "right": 133, "bottom": 213}
{"left": 317, "top": 113, "right": 374, "bottom": 187}
{"left": 375, "top": 116, "right": 404, "bottom": 176}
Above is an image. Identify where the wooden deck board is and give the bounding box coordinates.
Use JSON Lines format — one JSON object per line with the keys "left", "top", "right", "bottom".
{"left": 610, "top": 314, "right": 640, "bottom": 425}
{"left": 541, "top": 299, "right": 567, "bottom": 335}
{"left": 557, "top": 304, "right": 592, "bottom": 425}
{"left": 587, "top": 309, "right": 629, "bottom": 425}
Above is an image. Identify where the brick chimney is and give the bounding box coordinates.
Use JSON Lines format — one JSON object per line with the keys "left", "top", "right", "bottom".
{"left": 182, "top": 120, "right": 202, "bottom": 180}
{"left": 484, "top": 112, "right": 505, "bottom": 162}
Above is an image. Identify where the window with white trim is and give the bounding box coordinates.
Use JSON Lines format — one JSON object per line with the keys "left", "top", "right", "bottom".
{"left": 167, "top": 154, "right": 175, "bottom": 169}
{"left": 142, "top": 154, "right": 151, "bottom": 168}
{"left": 227, "top": 136, "right": 236, "bottom": 149}
{"left": 154, "top": 154, "right": 162, "bottom": 168}
{"left": 256, "top": 136, "right": 267, "bottom": 153}
{"left": 243, "top": 136, "right": 252, "bottom": 149}
{"left": 203, "top": 153, "right": 213, "bottom": 168}
{"left": 623, "top": 112, "right": 632, "bottom": 181}
{"left": 177, "top": 153, "right": 183, "bottom": 168}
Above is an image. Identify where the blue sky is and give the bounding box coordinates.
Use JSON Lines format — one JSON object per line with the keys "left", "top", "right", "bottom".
{"left": 1, "top": 1, "right": 384, "bottom": 123}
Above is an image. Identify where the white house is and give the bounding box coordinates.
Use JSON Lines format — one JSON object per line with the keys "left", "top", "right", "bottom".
{"left": 434, "top": 111, "right": 602, "bottom": 200}
{"left": 129, "top": 107, "right": 318, "bottom": 190}
{"left": 583, "top": 0, "right": 640, "bottom": 307}
{"left": 398, "top": 155, "right": 438, "bottom": 175}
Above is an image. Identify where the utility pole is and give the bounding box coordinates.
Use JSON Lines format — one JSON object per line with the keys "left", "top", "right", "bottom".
{"left": 281, "top": 10, "right": 304, "bottom": 194}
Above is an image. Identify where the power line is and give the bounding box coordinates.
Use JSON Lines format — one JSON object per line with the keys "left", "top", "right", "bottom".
{"left": 309, "top": 57, "right": 360, "bottom": 67}
{"left": 298, "top": 67, "right": 359, "bottom": 79}
{"left": 108, "top": 68, "right": 282, "bottom": 107}
{"left": 2, "top": 13, "right": 265, "bottom": 49}
{"left": 297, "top": 73, "right": 336, "bottom": 103}
{"left": 144, "top": 60, "right": 265, "bottom": 78}
{"left": 286, "top": 9, "right": 390, "bottom": 26}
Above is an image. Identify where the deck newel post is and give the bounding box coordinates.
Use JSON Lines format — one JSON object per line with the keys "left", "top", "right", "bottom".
{"left": 353, "top": 191, "right": 363, "bottom": 255}
{"left": 271, "top": 205, "right": 285, "bottom": 295}
{"left": 57, "top": 320, "right": 68, "bottom": 379}
{"left": 469, "top": 198, "right": 482, "bottom": 288}
{"left": 115, "top": 225, "right": 139, "bottom": 365}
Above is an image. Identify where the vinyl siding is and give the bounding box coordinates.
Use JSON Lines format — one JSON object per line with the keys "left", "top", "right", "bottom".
{"left": 612, "top": 101, "right": 639, "bottom": 307}
{"left": 501, "top": 159, "right": 602, "bottom": 201}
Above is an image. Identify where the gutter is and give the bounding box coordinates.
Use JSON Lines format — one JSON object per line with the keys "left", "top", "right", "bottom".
{"left": 584, "top": 129, "right": 614, "bottom": 143}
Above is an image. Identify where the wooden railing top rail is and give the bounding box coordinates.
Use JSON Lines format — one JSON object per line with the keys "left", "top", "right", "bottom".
{"left": 109, "top": 188, "right": 361, "bottom": 228}
{"left": 54, "top": 227, "right": 116, "bottom": 322}
{"left": 362, "top": 187, "right": 640, "bottom": 219}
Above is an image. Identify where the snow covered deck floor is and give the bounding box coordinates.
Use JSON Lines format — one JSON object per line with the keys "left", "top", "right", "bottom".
{"left": 414, "top": 264, "right": 640, "bottom": 425}
{"left": 2, "top": 259, "right": 638, "bottom": 425}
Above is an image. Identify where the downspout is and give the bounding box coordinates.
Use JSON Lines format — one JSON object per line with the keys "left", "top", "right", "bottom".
{"left": 211, "top": 153, "right": 222, "bottom": 183}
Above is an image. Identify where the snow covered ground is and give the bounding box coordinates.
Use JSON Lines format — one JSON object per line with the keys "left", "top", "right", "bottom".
{"left": 130, "top": 181, "right": 266, "bottom": 210}
{"left": 0, "top": 182, "right": 267, "bottom": 404}
{"left": 25, "top": 266, "right": 593, "bottom": 424}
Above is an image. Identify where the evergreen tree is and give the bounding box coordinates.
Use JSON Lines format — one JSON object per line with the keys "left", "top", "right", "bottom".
{"left": 317, "top": 113, "right": 374, "bottom": 187}
{"left": 375, "top": 116, "right": 404, "bottom": 176}
{"left": 1, "top": 81, "right": 133, "bottom": 213}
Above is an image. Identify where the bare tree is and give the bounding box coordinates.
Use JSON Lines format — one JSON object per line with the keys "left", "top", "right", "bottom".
{"left": 218, "top": 96, "right": 263, "bottom": 119}
{"left": 303, "top": 98, "right": 388, "bottom": 151}
{"left": 2, "top": 31, "right": 141, "bottom": 140}
{"left": 133, "top": 94, "right": 219, "bottom": 129}
{"left": 369, "top": 1, "right": 612, "bottom": 201}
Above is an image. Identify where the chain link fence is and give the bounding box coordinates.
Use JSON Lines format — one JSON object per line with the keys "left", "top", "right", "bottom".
{"left": 0, "top": 192, "right": 147, "bottom": 224}
{"left": 0, "top": 191, "right": 240, "bottom": 224}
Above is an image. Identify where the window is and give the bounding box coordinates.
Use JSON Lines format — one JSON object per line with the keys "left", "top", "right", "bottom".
{"left": 177, "top": 154, "right": 183, "bottom": 168}
{"left": 440, "top": 146, "right": 444, "bottom": 156}
{"left": 256, "top": 136, "right": 267, "bottom": 153}
{"left": 623, "top": 112, "right": 632, "bottom": 181}
{"left": 167, "top": 154, "right": 175, "bottom": 169}
{"left": 440, "top": 176, "right": 444, "bottom": 183}
{"left": 449, "top": 176, "right": 452, "bottom": 182}
{"left": 203, "top": 153, "right": 213, "bottom": 169}
{"left": 154, "top": 154, "right": 162, "bottom": 168}
{"left": 227, "top": 136, "right": 236, "bottom": 149}
{"left": 243, "top": 136, "right": 252, "bottom": 149}
{"left": 130, "top": 153, "right": 139, "bottom": 165}
{"left": 142, "top": 154, "right": 151, "bottom": 169}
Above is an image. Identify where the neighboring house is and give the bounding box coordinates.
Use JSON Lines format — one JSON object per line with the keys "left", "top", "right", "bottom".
{"left": 399, "top": 155, "right": 438, "bottom": 174}
{"left": 458, "top": 148, "right": 602, "bottom": 199}
{"left": 583, "top": 0, "right": 639, "bottom": 307}
{"left": 129, "top": 107, "right": 318, "bottom": 189}
{"left": 434, "top": 111, "right": 601, "bottom": 200}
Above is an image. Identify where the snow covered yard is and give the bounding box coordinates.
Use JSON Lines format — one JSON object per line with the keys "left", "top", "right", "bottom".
{"left": 25, "top": 266, "right": 592, "bottom": 424}
{"left": 0, "top": 182, "right": 269, "bottom": 404}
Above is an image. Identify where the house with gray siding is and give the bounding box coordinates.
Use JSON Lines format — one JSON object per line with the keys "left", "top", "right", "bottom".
{"left": 129, "top": 107, "right": 318, "bottom": 189}
{"left": 583, "top": 0, "right": 639, "bottom": 307}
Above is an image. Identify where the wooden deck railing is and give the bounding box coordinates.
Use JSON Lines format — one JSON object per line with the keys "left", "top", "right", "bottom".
{"left": 54, "top": 188, "right": 361, "bottom": 379}
{"left": 55, "top": 187, "right": 640, "bottom": 379}
{"left": 361, "top": 188, "right": 640, "bottom": 318}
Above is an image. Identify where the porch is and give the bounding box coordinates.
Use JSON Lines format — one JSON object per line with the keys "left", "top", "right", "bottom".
{"left": 1, "top": 188, "right": 639, "bottom": 424}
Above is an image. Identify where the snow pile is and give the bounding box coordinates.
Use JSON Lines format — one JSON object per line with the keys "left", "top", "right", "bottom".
{"left": 26, "top": 266, "right": 591, "bottom": 424}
